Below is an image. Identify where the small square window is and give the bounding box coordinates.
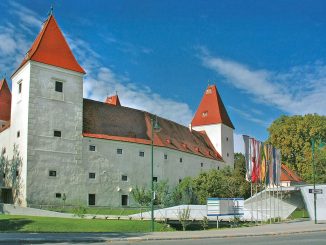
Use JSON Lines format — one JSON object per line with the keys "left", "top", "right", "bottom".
{"left": 139, "top": 151, "right": 144, "bottom": 157}
{"left": 17, "top": 131, "right": 20, "bottom": 138}
{"left": 117, "top": 148, "right": 123, "bottom": 154}
{"left": 202, "top": 111, "right": 208, "bottom": 118}
{"left": 218, "top": 166, "right": 220, "bottom": 170}
{"left": 89, "top": 172, "right": 96, "bottom": 179}
{"left": 49, "top": 170, "right": 57, "bottom": 177}
{"left": 201, "top": 162, "right": 204, "bottom": 167}
{"left": 153, "top": 177, "right": 158, "bottom": 182}
{"left": 121, "top": 175, "right": 128, "bottom": 181}
{"left": 227, "top": 153, "right": 229, "bottom": 157}
{"left": 179, "top": 158, "right": 183, "bottom": 163}
{"left": 3, "top": 173, "right": 5, "bottom": 178}
{"left": 89, "top": 145, "right": 96, "bottom": 151}
{"left": 179, "top": 179, "right": 182, "bottom": 183}
{"left": 164, "top": 154, "right": 168, "bottom": 160}
{"left": 55, "top": 81, "right": 63, "bottom": 92}
{"left": 226, "top": 137, "right": 229, "bottom": 141}
{"left": 55, "top": 193, "right": 61, "bottom": 198}
{"left": 16, "top": 171, "right": 19, "bottom": 177}
{"left": 54, "top": 130, "right": 61, "bottom": 137}
{"left": 18, "top": 82, "right": 22, "bottom": 94}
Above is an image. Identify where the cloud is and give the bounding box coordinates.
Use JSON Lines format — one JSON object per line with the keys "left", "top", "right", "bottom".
{"left": 199, "top": 47, "right": 326, "bottom": 115}
{"left": 229, "top": 106, "right": 270, "bottom": 127}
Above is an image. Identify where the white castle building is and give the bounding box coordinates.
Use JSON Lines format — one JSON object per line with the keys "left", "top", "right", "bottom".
{"left": 0, "top": 14, "right": 234, "bottom": 207}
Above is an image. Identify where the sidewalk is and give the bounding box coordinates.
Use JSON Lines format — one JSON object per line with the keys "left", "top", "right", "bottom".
{"left": 0, "top": 220, "right": 326, "bottom": 244}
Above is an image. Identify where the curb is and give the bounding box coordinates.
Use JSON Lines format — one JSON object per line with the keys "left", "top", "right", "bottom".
{"left": 1, "top": 229, "right": 326, "bottom": 244}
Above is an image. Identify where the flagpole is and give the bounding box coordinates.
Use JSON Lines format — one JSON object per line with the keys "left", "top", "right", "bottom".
{"left": 280, "top": 185, "right": 283, "bottom": 222}
{"left": 260, "top": 183, "right": 263, "bottom": 225}
{"left": 256, "top": 183, "right": 258, "bottom": 224}
{"left": 269, "top": 185, "right": 272, "bottom": 224}
{"left": 277, "top": 184, "right": 279, "bottom": 222}
{"left": 251, "top": 182, "right": 253, "bottom": 223}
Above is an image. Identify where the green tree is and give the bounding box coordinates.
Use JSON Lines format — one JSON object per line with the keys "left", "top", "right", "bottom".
{"left": 154, "top": 180, "right": 172, "bottom": 207}
{"left": 172, "top": 177, "right": 198, "bottom": 205}
{"left": 267, "top": 114, "right": 326, "bottom": 182}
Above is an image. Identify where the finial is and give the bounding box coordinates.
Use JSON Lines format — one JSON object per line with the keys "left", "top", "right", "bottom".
{"left": 48, "top": 4, "right": 54, "bottom": 16}
{"left": 116, "top": 90, "right": 118, "bottom": 96}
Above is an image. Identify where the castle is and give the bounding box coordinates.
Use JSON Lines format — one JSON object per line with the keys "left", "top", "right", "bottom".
{"left": 0, "top": 14, "right": 234, "bottom": 207}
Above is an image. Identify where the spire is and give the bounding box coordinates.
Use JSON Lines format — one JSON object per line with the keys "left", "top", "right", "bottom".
{"left": 105, "top": 94, "right": 121, "bottom": 106}
{"left": 0, "top": 78, "right": 12, "bottom": 121}
{"left": 12, "top": 14, "right": 85, "bottom": 77}
{"left": 191, "top": 84, "right": 234, "bottom": 129}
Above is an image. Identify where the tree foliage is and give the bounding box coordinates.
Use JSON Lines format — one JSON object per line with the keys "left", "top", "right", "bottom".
{"left": 267, "top": 114, "right": 326, "bottom": 183}
{"left": 131, "top": 186, "right": 151, "bottom": 207}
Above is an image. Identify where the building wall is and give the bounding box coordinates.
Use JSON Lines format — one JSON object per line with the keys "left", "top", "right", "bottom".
{"left": 192, "top": 123, "right": 234, "bottom": 168}
{"left": 24, "top": 61, "right": 84, "bottom": 206}
{"left": 78, "top": 137, "right": 223, "bottom": 207}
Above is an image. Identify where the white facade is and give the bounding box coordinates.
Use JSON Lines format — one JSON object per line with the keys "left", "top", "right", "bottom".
{"left": 192, "top": 123, "right": 234, "bottom": 167}
{"left": 0, "top": 60, "right": 230, "bottom": 207}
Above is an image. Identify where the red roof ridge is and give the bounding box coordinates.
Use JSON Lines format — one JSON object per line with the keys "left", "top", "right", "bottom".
{"left": 12, "top": 15, "right": 85, "bottom": 77}
{"left": 191, "top": 84, "right": 234, "bottom": 129}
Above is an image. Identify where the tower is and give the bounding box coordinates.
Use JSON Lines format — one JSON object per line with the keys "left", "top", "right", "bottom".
{"left": 10, "top": 14, "right": 85, "bottom": 206}
{"left": 0, "top": 78, "right": 11, "bottom": 128}
{"left": 191, "top": 85, "right": 235, "bottom": 167}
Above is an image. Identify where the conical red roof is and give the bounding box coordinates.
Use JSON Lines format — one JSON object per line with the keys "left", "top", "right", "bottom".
{"left": 105, "top": 95, "right": 121, "bottom": 106}
{"left": 0, "top": 78, "right": 11, "bottom": 121}
{"left": 13, "top": 15, "right": 85, "bottom": 76}
{"left": 191, "top": 85, "right": 234, "bottom": 129}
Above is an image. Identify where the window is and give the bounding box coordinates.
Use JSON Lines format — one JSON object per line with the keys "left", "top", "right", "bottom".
{"left": 3, "top": 173, "right": 5, "bottom": 178}
{"left": 153, "top": 177, "right": 158, "bottom": 182}
{"left": 18, "top": 82, "right": 22, "bottom": 94}
{"left": 179, "top": 179, "right": 182, "bottom": 183}
{"left": 164, "top": 154, "right": 168, "bottom": 160}
{"left": 117, "top": 148, "right": 123, "bottom": 154}
{"left": 54, "top": 130, "right": 61, "bottom": 137}
{"left": 139, "top": 151, "right": 144, "bottom": 157}
{"left": 121, "top": 195, "right": 128, "bottom": 206}
{"left": 55, "top": 81, "right": 63, "bottom": 92}
{"left": 88, "top": 194, "right": 96, "bottom": 206}
{"left": 227, "top": 153, "right": 229, "bottom": 157}
{"left": 218, "top": 166, "right": 220, "bottom": 170}
{"left": 179, "top": 158, "right": 183, "bottom": 163}
{"left": 226, "top": 137, "right": 229, "bottom": 141}
{"left": 121, "top": 175, "right": 128, "bottom": 181}
{"left": 16, "top": 171, "right": 19, "bottom": 177}
{"left": 89, "top": 145, "right": 96, "bottom": 151}
{"left": 55, "top": 193, "right": 61, "bottom": 198}
{"left": 3, "top": 148, "right": 6, "bottom": 154}
{"left": 202, "top": 111, "right": 208, "bottom": 118}
{"left": 89, "top": 172, "right": 96, "bottom": 179}
{"left": 17, "top": 131, "right": 20, "bottom": 138}
{"left": 201, "top": 162, "right": 204, "bottom": 167}
{"left": 49, "top": 170, "right": 57, "bottom": 177}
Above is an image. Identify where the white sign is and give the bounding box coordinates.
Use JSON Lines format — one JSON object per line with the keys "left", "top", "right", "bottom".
{"left": 207, "top": 198, "right": 244, "bottom": 216}
{"left": 309, "top": 189, "right": 323, "bottom": 194}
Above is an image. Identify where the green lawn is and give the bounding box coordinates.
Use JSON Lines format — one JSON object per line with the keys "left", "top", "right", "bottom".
{"left": 0, "top": 215, "right": 173, "bottom": 233}
{"left": 289, "top": 208, "right": 309, "bottom": 219}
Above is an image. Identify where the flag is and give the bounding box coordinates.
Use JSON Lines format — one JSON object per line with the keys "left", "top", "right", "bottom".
{"left": 260, "top": 142, "right": 267, "bottom": 183}
{"left": 243, "top": 135, "right": 251, "bottom": 182}
{"left": 251, "top": 138, "right": 259, "bottom": 183}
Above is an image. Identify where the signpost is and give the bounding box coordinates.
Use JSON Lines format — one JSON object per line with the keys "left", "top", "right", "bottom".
{"left": 207, "top": 198, "right": 244, "bottom": 228}
{"left": 309, "top": 189, "right": 323, "bottom": 194}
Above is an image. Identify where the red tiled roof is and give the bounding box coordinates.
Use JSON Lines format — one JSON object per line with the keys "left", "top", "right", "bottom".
{"left": 83, "top": 99, "right": 223, "bottom": 161}
{"left": 0, "top": 78, "right": 11, "bottom": 121}
{"left": 105, "top": 95, "right": 121, "bottom": 106}
{"left": 281, "top": 164, "right": 303, "bottom": 182}
{"left": 191, "top": 85, "right": 234, "bottom": 129}
{"left": 13, "top": 15, "right": 85, "bottom": 77}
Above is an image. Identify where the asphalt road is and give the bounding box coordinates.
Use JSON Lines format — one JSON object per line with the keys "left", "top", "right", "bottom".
{"left": 35, "top": 231, "right": 326, "bottom": 245}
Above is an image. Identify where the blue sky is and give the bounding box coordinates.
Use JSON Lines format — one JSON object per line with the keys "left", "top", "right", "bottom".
{"left": 0, "top": 0, "right": 325, "bottom": 152}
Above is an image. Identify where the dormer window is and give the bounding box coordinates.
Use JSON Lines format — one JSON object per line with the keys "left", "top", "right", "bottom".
{"left": 206, "top": 88, "right": 212, "bottom": 94}
{"left": 202, "top": 111, "right": 208, "bottom": 118}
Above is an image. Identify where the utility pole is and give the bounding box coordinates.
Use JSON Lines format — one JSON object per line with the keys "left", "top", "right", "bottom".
{"left": 312, "top": 138, "right": 317, "bottom": 224}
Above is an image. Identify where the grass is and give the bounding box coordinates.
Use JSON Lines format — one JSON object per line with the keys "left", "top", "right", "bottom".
{"left": 46, "top": 207, "right": 147, "bottom": 215}
{"left": 289, "top": 208, "right": 309, "bottom": 219}
{"left": 0, "top": 215, "right": 173, "bottom": 233}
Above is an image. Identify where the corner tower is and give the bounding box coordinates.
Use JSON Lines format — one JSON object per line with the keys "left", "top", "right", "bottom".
{"left": 0, "top": 78, "right": 11, "bottom": 128}
{"left": 10, "top": 14, "right": 85, "bottom": 206}
{"left": 191, "top": 85, "right": 234, "bottom": 167}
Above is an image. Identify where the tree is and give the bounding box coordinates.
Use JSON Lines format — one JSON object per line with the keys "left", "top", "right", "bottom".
{"left": 267, "top": 114, "right": 326, "bottom": 182}
{"left": 154, "top": 180, "right": 172, "bottom": 207}
{"left": 131, "top": 186, "right": 151, "bottom": 218}
{"left": 178, "top": 206, "right": 191, "bottom": 231}
{"left": 172, "top": 177, "right": 198, "bottom": 205}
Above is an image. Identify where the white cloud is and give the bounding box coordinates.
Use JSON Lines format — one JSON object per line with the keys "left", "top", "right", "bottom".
{"left": 200, "top": 47, "right": 326, "bottom": 115}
